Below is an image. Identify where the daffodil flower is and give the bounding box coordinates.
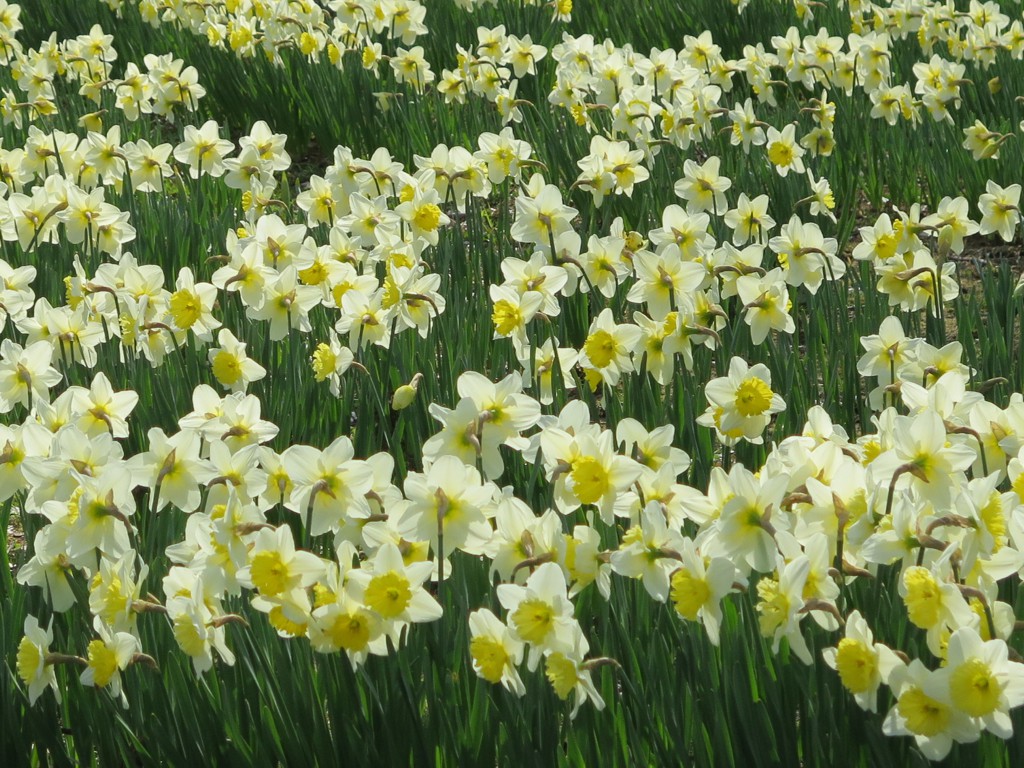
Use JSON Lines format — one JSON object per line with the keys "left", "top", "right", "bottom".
{"left": 823, "top": 610, "right": 901, "bottom": 713}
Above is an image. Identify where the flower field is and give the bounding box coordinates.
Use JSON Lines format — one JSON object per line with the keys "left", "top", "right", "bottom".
{"left": 3, "top": 0, "right": 1024, "bottom": 764}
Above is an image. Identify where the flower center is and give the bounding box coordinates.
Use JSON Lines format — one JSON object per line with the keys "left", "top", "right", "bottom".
{"left": 470, "top": 636, "right": 509, "bottom": 683}
{"left": 250, "top": 550, "right": 289, "bottom": 596}
{"left": 756, "top": 577, "right": 789, "bottom": 637}
{"left": 86, "top": 640, "right": 118, "bottom": 688}
{"left": 312, "top": 343, "right": 337, "bottom": 382}
{"left": 571, "top": 456, "right": 610, "bottom": 504}
{"left": 903, "top": 567, "right": 942, "bottom": 629}
{"left": 767, "top": 140, "right": 794, "bottom": 167}
{"left": 950, "top": 659, "right": 1001, "bottom": 717}
{"left": 671, "top": 569, "right": 710, "bottom": 620}
{"left": 734, "top": 377, "right": 773, "bottom": 417}
{"left": 211, "top": 350, "right": 242, "bottom": 386}
{"left": 492, "top": 300, "right": 522, "bottom": 336}
{"left": 834, "top": 638, "right": 877, "bottom": 694}
{"left": 326, "top": 611, "right": 371, "bottom": 651}
{"left": 16, "top": 637, "right": 42, "bottom": 684}
{"left": 511, "top": 598, "right": 555, "bottom": 644}
{"left": 545, "top": 652, "right": 577, "bottom": 699}
{"left": 413, "top": 203, "right": 442, "bottom": 232}
{"left": 364, "top": 571, "right": 412, "bottom": 618}
{"left": 169, "top": 290, "right": 201, "bottom": 329}
{"left": 584, "top": 329, "right": 617, "bottom": 368}
{"left": 898, "top": 686, "right": 949, "bottom": 737}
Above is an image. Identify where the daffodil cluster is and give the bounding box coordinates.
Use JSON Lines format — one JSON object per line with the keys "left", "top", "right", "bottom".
{"left": 2, "top": 21, "right": 203, "bottom": 130}
{"left": 6, "top": 0, "right": 1024, "bottom": 759}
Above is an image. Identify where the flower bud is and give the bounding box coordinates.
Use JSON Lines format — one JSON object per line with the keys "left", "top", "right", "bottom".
{"left": 392, "top": 373, "right": 423, "bottom": 411}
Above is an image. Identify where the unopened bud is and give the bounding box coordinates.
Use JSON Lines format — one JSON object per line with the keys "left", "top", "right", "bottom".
{"left": 392, "top": 373, "right": 423, "bottom": 410}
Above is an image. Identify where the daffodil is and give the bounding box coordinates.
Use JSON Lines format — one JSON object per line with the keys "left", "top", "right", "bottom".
{"left": 630, "top": 255, "right": 706, "bottom": 328}
{"left": 610, "top": 502, "right": 688, "bottom": 601}
{"left": 468, "top": 607, "right": 525, "bottom": 695}
{"left": 723, "top": 192, "right": 775, "bottom": 246}
{"left": 398, "top": 454, "right": 495, "bottom": 558}
{"left": 727, "top": 97, "right": 767, "bottom": 152}
{"left": 962, "top": 120, "right": 1009, "bottom": 161}
{"left": 497, "top": 561, "right": 577, "bottom": 670}
{"left": 869, "top": 83, "right": 918, "bottom": 126}
{"left": 285, "top": 436, "right": 374, "bottom": 538}
{"left": 0, "top": 338, "right": 62, "bottom": 413}
{"left": 167, "top": 267, "right": 220, "bottom": 343}
{"left": 390, "top": 46, "right": 435, "bottom": 93}
{"left": 240, "top": 524, "right": 325, "bottom": 601}
{"left": 852, "top": 213, "right": 901, "bottom": 266}
{"left": 347, "top": 541, "right": 442, "bottom": 642}
{"left": 173, "top": 119, "right": 234, "bottom": 178}
{"left": 578, "top": 232, "right": 630, "bottom": 299}
{"left": 87, "top": 551, "right": 148, "bottom": 634}
{"left": 211, "top": 237, "right": 279, "bottom": 311}
{"left": 165, "top": 573, "right": 237, "bottom": 676}
{"left": 921, "top": 196, "right": 979, "bottom": 257}
{"left": 803, "top": 170, "right": 837, "bottom": 222}
{"left": 702, "top": 356, "right": 786, "bottom": 445}
{"left": 764, "top": 123, "right": 805, "bottom": 177}
{"left": 543, "top": 626, "right": 605, "bottom": 718}
{"left": 340, "top": 287, "right": 395, "bottom": 350}
{"left": 883, "top": 659, "right": 980, "bottom": 760}
{"left": 510, "top": 180, "right": 578, "bottom": 251}
{"left": 308, "top": 593, "right": 384, "bottom": 667}
{"left": 338, "top": 193, "right": 400, "bottom": 248}
{"left": 129, "top": 423, "right": 202, "bottom": 514}
{"left": 616, "top": 419, "right": 689, "bottom": 477}
{"left": 767, "top": 215, "right": 844, "bottom": 294}
{"left": 16, "top": 527, "right": 77, "bottom": 612}
{"left": 487, "top": 499, "right": 563, "bottom": 584}
{"left": 500, "top": 252, "right": 569, "bottom": 316}
{"left": 560, "top": 523, "right": 609, "bottom": 599}
{"left": 207, "top": 328, "right": 267, "bottom": 394}
{"left": 669, "top": 537, "right": 739, "bottom": 646}
{"left": 202, "top": 392, "right": 278, "bottom": 450}
{"left": 575, "top": 135, "right": 649, "bottom": 203}
{"left": 704, "top": 463, "right": 788, "bottom": 575}
{"left": 899, "top": 562, "right": 974, "bottom": 645}
{"left": 222, "top": 145, "right": 274, "bottom": 193}
{"left": 652, "top": 202, "right": 717, "bottom": 263}
{"left": 421, "top": 371, "right": 540, "bottom": 480}
{"left": 80, "top": 617, "right": 142, "bottom": 708}
{"left": 945, "top": 626, "right": 1024, "bottom": 737}
{"left": 755, "top": 554, "right": 812, "bottom": 663}
{"left": 578, "top": 308, "right": 641, "bottom": 389}
{"left": 475, "top": 127, "right": 533, "bottom": 184}
{"left": 555, "top": 428, "right": 643, "bottom": 523}
{"left": 517, "top": 337, "right": 578, "bottom": 406}
{"left": 0, "top": 419, "right": 52, "bottom": 503}
{"left": 16, "top": 615, "right": 61, "bottom": 705}
{"left": 246, "top": 267, "right": 321, "bottom": 341}
{"left": 489, "top": 283, "right": 543, "bottom": 349}
{"left": 977, "top": 180, "right": 1021, "bottom": 243}
{"left": 240, "top": 119, "right": 290, "bottom": 173}
{"left": 823, "top": 610, "right": 901, "bottom": 713}
{"left": 63, "top": 464, "right": 135, "bottom": 566}
{"left": 736, "top": 267, "right": 795, "bottom": 344}
{"left": 869, "top": 409, "right": 975, "bottom": 508}
{"left": 674, "top": 155, "right": 731, "bottom": 216}
{"left": 0, "top": 259, "right": 35, "bottom": 331}
{"left": 394, "top": 170, "right": 450, "bottom": 245}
